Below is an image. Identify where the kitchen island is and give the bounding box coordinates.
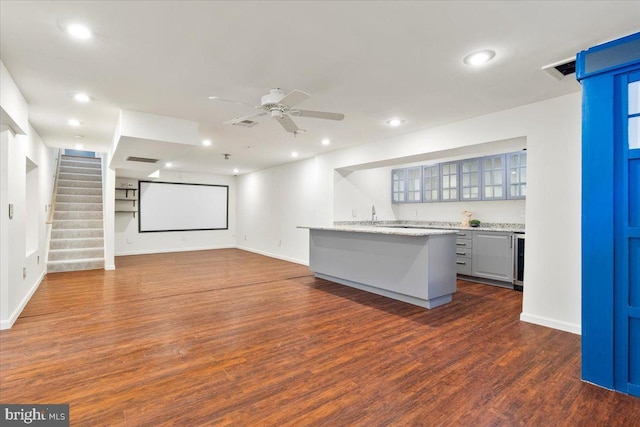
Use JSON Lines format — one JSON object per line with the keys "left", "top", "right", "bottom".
{"left": 301, "top": 226, "right": 457, "bottom": 309}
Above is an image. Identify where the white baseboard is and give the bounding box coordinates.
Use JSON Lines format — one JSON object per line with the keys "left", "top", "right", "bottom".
{"left": 520, "top": 312, "right": 581, "bottom": 335}
{"left": 115, "top": 245, "right": 235, "bottom": 257}
{"left": 0, "top": 270, "right": 45, "bottom": 330}
{"left": 104, "top": 264, "right": 116, "bottom": 270}
{"left": 235, "top": 245, "right": 309, "bottom": 266}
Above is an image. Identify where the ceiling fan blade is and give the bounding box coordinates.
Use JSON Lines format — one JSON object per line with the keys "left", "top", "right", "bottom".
{"left": 223, "top": 111, "right": 266, "bottom": 125}
{"left": 278, "top": 90, "right": 310, "bottom": 108}
{"left": 276, "top": 115, "right": 300, "bottom": 133}
{"left": 290, "top": 109, "right": 345, "bottom": 121}
{"left": 209, "top": 96, "right": 257, "bottom": 109}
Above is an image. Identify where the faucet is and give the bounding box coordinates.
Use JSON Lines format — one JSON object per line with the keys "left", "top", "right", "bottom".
{"left": 371, "top": 205, "right": 376, "bottom": 225}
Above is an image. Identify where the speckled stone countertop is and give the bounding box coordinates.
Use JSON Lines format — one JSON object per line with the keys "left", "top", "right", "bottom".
{"left": 298, "top": 225, "right": 457, "bottom": 237}
{"left": 332, "top": 220, "right": 525, "bottom": 233}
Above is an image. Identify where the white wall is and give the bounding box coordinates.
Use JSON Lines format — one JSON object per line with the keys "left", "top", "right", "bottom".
{"left": 0, "top": 127, "right": 56, "bottom": 329}
{"left": 114, "top": 171, "right": 236, "bottom": 256}
{"left": 236, "top": 92, "right": 582, "bottom": 334}
{"left": 236, "top": 158, "right": 317, "bottom": 264}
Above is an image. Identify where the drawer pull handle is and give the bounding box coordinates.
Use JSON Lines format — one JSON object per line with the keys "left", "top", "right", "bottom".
{"left": 456, "top": 261, "right": 466, "bottom": 265}
{"left": 456, "top": 252, "right": 465, "bottom": 255}
{"left": 456, "top": 242, "right": 466, "bottom": 246}
{"left": 457, "top": 233, "right": 466, "bottom": 236}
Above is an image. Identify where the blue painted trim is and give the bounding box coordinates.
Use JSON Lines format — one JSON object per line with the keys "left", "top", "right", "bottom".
{"left": 577, "top": 32, "right": 640, "bottom": 80}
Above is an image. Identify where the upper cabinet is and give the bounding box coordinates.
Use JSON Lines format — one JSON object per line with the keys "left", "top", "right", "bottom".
{"left": 392, "top": 167, "right": 422, "bottom": 203}
{"left": 422, "top": 164, "right": 440, "bottom": 202}
{"left": 507, "top": 151, "right": 527, "bottom": 199}
{"left": 460, "top": 158, "right": 481, "bottom": 201}
{"left": 440, "top": 161, "right": 459, "bottom": 202}
{"left": 391, "top": 150, "right": 526, "bottom": 204}
{"left": 483, "top": 154, "right": 506, "bottom": 200}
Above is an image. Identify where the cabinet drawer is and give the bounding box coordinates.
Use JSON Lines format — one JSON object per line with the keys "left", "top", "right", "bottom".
{"left": 456, "top": 258, "right": 472, "bottom": 275}
{"left": 455, "top": 247, "right": 472, "bottom": 257}
{"left": 456, "top": 230, "right": 472, "bottom": 238}
{"left": 456, "top": 238, "right": 472, "bottom": 248}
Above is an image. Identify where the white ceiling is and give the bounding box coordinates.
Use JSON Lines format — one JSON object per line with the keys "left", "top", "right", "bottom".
{"left": 1, "top": 1, "right": 639, "bottom": 178}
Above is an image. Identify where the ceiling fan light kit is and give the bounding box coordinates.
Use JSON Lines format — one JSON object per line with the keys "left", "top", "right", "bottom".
{"left": 211, "top": 88, "right": 344, "bottom": 135}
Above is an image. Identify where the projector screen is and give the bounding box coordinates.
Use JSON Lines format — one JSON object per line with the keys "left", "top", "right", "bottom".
{"left": 138, "top": 181, "right": 228, "bottom": 232}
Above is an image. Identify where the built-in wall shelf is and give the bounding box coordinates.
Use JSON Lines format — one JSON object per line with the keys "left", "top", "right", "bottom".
{"left": 115, "top": 188, "right": 137, "bottom": 217}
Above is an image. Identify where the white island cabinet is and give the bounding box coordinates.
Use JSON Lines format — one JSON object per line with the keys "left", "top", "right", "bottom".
{"left": 300, "top": 226, "right": 457, "bottom": 309}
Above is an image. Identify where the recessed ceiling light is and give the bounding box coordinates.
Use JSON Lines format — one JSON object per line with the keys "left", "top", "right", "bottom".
{"left": 68, "top": 119, "right": 81, "bottom": 127}
{"left": 291, "top": 151, "right": 299, "bottom": 158}
{"left": 73, "top": 93, "right": 91, "bottom": 103}
{"left": 321, "top": 138, "right": 331, "bottom": 146}
{"left": 165, "top": 162, "right": 172, "bottom": 167}
{"left": 233, "top": 168, "right": 239, "bottom": 174}
{"left": 386, "top": 118, "right": 404, "bottom": 127}
{"left": 463, "top": 49, "right": 496, "bottom": 66}
{"left": 74, "top": 144, "right": 83, "bottom": 150}
{"left": 66, "top": 23, "right": 92, "bottom": 40}
{"left": 202, "top": 139, "right": 212, "bottom": 146}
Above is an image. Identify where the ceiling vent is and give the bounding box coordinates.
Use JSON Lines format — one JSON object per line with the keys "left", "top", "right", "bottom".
{"left": 126, "top": 156, "right": 158, "bottom": 163}
{"left": 542, "top": 57, "right": 576, "bottom": 81}
{"left": 232, "top": 120, "right": 258, "bottom": 128}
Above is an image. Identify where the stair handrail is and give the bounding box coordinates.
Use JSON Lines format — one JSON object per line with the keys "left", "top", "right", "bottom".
{"left": 46, "top": 149, "right": 63, "bottom": 225}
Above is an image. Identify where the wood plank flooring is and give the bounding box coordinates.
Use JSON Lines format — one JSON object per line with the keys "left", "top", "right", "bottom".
{"left": 1, "top": 248, "right": 639, "bottom": 426}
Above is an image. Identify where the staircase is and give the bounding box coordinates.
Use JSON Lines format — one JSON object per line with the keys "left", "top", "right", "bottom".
{"left": 48, "top": 155, "right": 105, "bottom": 273}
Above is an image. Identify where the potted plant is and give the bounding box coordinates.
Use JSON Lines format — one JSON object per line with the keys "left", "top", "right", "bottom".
{"left": 469, "top": 219, "right": 481, "bottom": 228}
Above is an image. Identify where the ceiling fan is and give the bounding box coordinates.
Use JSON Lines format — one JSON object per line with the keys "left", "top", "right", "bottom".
{"left": 209, "top": 88, "right": 344, "bottom": 135}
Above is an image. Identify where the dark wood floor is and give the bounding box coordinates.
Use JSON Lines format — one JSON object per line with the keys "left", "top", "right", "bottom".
{"left": 1, "top": 249, "right": 639, "bottom": 426}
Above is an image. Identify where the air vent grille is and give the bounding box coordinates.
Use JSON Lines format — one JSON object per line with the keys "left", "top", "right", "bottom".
{"left": 126, "top": 156, "right": 158, "bottom": 163}
{"left": 542, "top": 57, "right": 576, "bottom": 81}
{"left": 233, "top": 120, "right": 258, "bottom": 128}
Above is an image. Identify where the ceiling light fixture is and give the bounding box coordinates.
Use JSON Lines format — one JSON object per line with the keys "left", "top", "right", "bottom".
{"left": 321, "top": 138, "right": 331, "bottom": 146}
{"left": 386, "top": 118, "right": 404, "bottom": 127}
{"left": 165, "top": 162, "right": 172, "bottom": 168}
{"left": 66, "top": 23, "right": 92, "bottom": 40}
{"left": 233, "top": 168, "right": 239, "bottom": 174}
{"left": 73, "top": 93, "right": 91, "bottom": 103}
{"left": 463, "top": 49, "right": 496, "bottom": 66}
{"left": 291, "top": 151, "right": 299, "bottom": 158}
{"left": 74, "top": 144, "right": 83, "bottom": 150}
{"left": 202, "top": 139, "right": 212, "bottom": 146}
{"left": 68, "top": 119, "right": 81, "bottom": 127}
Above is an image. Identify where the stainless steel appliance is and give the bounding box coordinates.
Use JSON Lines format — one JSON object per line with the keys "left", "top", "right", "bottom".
{"left": 513, "top": 233, "right": 525, "bottom": 291}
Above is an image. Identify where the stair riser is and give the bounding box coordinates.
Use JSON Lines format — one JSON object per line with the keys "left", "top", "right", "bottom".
{"left": 50, "top": 239, "right": 104, "bottom": 250}
{"left": 59, "top": 166, "right": 102, "bottom": 175}
{"left": 56, "top": 187, "right": 103, "bottom": 196}
{"left": 53, "top": 220, "right": 103, "bottom": 229}
{"left": 56, "top": 195, "right": 103, "bottom": 203}
{"left": 52, "top": 229, "right": 104, "bottom": 239}
{"left": 58, "top": 173, "right": 102, "bottom": 182}
{"left": 60, "top": 160, "right": 101, "bottom": 169}
{"left": 55, "top": 203, "right": 103, "bottom": 212}
{"left": 47, "top": 259, "right": 104, "bottom": 273}
{"left": 54, "top": 211, "right": 103, "bottom": 220}
{"left": 49, "top": 248, "right": 104, "bottom": 261}
{"left": 57, "top": 180, "right": 102, "bottom": 189}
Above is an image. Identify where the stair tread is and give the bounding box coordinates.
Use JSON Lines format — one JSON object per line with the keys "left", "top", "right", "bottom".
{"left": 47, "top": 257, "right": 104, "bottom": 264}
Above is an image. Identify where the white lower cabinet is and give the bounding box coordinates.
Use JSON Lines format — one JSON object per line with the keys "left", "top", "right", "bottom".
{"left": 471, "top": 231, "right": 514, "bottom": 283}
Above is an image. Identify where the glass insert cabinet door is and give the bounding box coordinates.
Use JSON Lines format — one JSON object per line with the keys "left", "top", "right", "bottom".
{"left": 460, "top": 158, "right": 481, "bottom": 201}
{"left": 507, "top": 152, "right": 527, "bottom": 199}
{"left": 391, "top": 168, "right": 406, "bottom": 203}
{"left": 440, "top": 161, "right": 458, "bottom": 201}
{"left": 406, "top": 166, "right": 423, "bottom": 202}
{"left": 422, "top": 164, "right": 440, "bottom": 202}
{"left": 483, "top": 155, "right": 506, "bottom": 200}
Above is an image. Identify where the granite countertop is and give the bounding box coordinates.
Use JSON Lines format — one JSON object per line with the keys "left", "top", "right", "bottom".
{"left": 298, "top": 225, "right": 458, "bottom": 237}
{"left": 332, "top": 220, "right": 525, "bottom": 233}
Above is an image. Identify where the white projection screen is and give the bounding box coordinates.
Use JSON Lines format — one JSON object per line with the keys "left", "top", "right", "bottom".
{"left": 138, "top": 181, "right": 228, "bottom": 232}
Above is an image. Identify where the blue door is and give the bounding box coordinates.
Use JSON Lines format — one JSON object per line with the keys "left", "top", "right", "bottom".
{"left": 617, "top": 71, "right": 640, "bottom": 396}
{"left": 578, "top": 32, "right": 640, "bottom": 397}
